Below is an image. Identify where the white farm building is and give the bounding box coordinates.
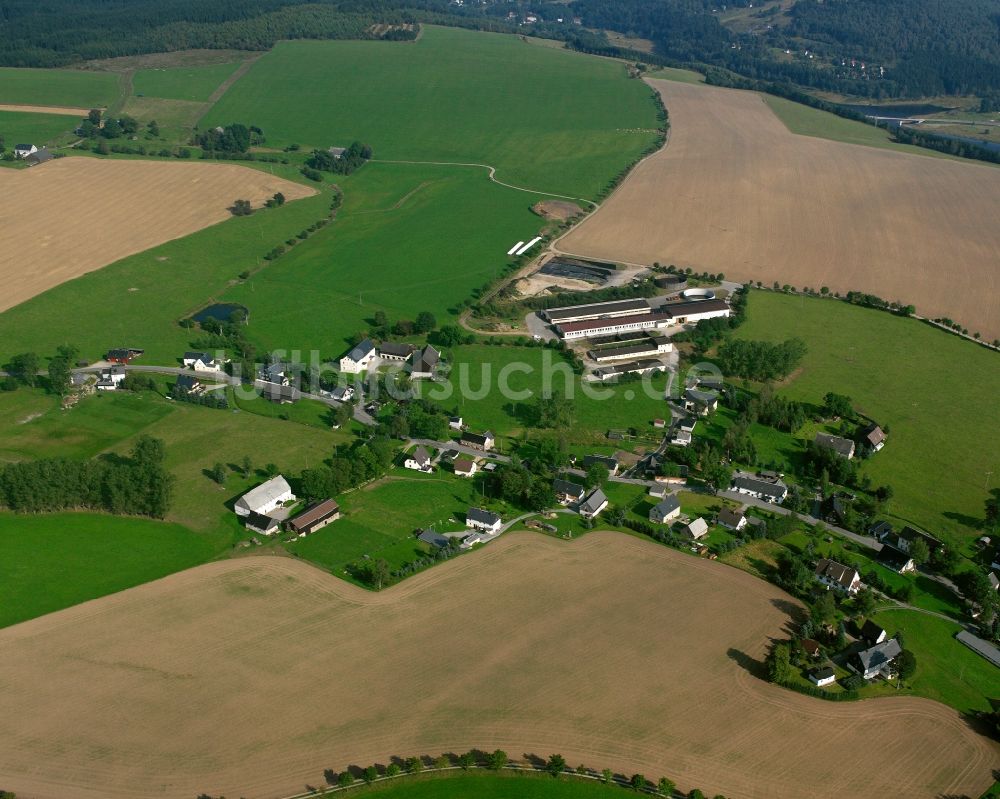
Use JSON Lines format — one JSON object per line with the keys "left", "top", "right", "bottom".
{"left": 235, "top": 475, "right": 295, "bottom": 517}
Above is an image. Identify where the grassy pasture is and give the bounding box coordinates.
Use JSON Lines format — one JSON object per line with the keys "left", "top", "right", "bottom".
{"left": 0, "top": 67, "right": 119, "bottom": 108}
{"left": 343, "top": 772, "right": 626, "bottom": 798}
{"left": 0, "top": 512, "right": 221, "bottom": 629}
{"left": 133, "top": 62, "right": 241, "bottom": 102}
{"left": 204, "top": 26, "right": 659, "bottom": 197}
{"left": 736, "top": 290, "right": 1000, "bottom": 549}
{"left": 0, "top": 109, "right": 76, "bottom": 147}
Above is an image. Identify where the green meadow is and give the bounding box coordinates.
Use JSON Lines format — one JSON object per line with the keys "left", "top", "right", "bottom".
{"left": 0, "top": 66, "right": 119, "bottom": 108}
{"left": 133, "top": 62, "right": 242, "bottom": 102}
{"left": 342, "top": 772, "right": 628, "bottom": 798}
{"left": 736, "top": 290, "right": 1000, "bottom": 549}
{"left": 0, "top": 109, "right": 76, "bottom": 147}
{"left": 204, "top": 26, "right": 659, "bottom": 197}
{"left": 0, "top": 512, "right": 222, "bottom": 628}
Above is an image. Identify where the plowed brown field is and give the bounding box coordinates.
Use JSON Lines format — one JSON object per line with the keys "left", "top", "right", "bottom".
{"left": 1, "top": 532, "right": 994, "bottom": 799}
{"left": 559, "top": 80, "right": 1000, "bottom": 340}
{"left": 0, "top": 157, "right": 314, "bottom": 312}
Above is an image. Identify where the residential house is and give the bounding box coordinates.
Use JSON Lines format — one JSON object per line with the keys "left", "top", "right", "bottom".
{"left": 175, "top": 373, "right": 204, "bottom": 395}
{"left": 684, "top": 388, "right": 718, "bottom": 416}
{"left": 862, "top": 423, "right": 887, "bottom": 452}
{"left": 730, "top": 472, "right": 788, "bottom": 504}
{"left": 826, "top": 495, "right": 850, "bottom": 525}
{"left": 678, "top": 416, "right": 697, "bottom": 433}
{"left": 671, "top": 430, "right": 692, "bottom": 447}
{"left": 183, "top": 351, "right": 221, "bottom": 371}
{"left": 860, "top": 620, "right": 887, "bottom": 645}
{"left": 815, "top": 558, "right": 862, "bottom": 595}
{"left": 328, "top": 146, "right": 347, "bottom": 159}
{"left": 808, "top": 666, "right": 836, "bottom": 687}
{"left": 454, "top": 457, "right": 477, "bottom": 478}
{"left": 329, "top": 385, "right": 354, "bottom": 402}
{"left": 448, "top": 416, "right": 463, "bottom": 430}
{"left": 440, "top": 449, "right": 460, "bottom": 463}
{"left": 579, "top": 488, "right": 608, "bottom": 519}
{"left": 235, "top": 475, "right": 295, "bottom": 517}
{"left": 899, "top": 526, "right": 944, "bottom": 555}
{"left": 685, "top": 517, "right": 709, "bottom": 540}
{"left": 25, "top": 149, "right": 54, "bottom": 166}
{"left": 404, "top": 446, "right": 433, "bottom": 472}
{"left": 814, "top": 432, "right": 856, "bottom": 459}
{"left": 877, "top": 545, "right": 916, "bottom": 574}
{"left": 650, "top": 496, "right": 681, "bottom": 524}
{"left": 870, "top": 520, "right": 894, "bottom": 540}
{"left": 378, "top": 341, "right": 415, "bottom": 362}
{"left": 105, "top": 348, "right": 143, "bottom": 364}
{"left": 13, "top": 143, "right": 37, "bottom": 159}
{"left": 466, "top": 507, "right": 502, "bottom": 534}
{"left": 648, "top": 484, "right": 669, "bottom": 500}
{"left": 339, "top": 339, "right": 376, "bottom": 374}
{"left": 258, "top": 362, "right": 292, "bottom": 386}
{"left": 461, "top": 431, "right": 495, "bottom": 451}
{"left": 259, "top": 384, "right": 300, "bottom": 404}
{"left": 852, "top": 638, "right": 902, "bottom": 680}
{"left": 287, "top": 499, "right": 340, "bottom": 535}
{"left": 581, "top": 454, "right": 619, "bottom": 475}
{"left": 408, "top": 345, "right": 441, "bottom": 379}
{"left": 461, "top": 530, "right": 486, "bottom": 548}
{"left": 553, "top": 478, "right": 586, "bottom": 505}
{"left": 653, "top": 418, "right": 666, "bottom": 429}
{"left": 418, "top": 529, "right": 450, "bottom": 549}
{"left": 717, "top": 507, "right": 747, "bottom": 531}
{"left": 244, "top": 511, "right": 281, "bottom": 536}
{"left": 96, "top": 365, "right": 127, "bottom": 391}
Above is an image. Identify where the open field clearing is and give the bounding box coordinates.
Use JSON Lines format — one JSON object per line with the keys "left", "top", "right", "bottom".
{"left": 133, "top": 61, "right": 242, "bottom": 101}
{"left": 349, "top": 772, "right": 633, "bottom": 797}
{"left": 736, "top": 291, "right": 1000, "bottom": 549}
{"left": 0, "top": 108, "right": 78, "bottom": 146}
{"left": 0, "top": 157, "right": 314, "bottom": 314}
{"left": 0, "top": 533, "right": 994, "bottom": 799}
{"left": 204, "top": 26, "right": 659, "bottom": 197}
{"left": 559, "top": 79, "right": 1000, "bottom": 340}
{"left": 0, "top": 102, "right": 91, "bottom": 115}
{"left": 0, "top": 66, "right": 118, "bottom": 108}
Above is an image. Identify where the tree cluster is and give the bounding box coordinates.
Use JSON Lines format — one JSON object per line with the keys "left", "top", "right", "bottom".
{"left": 194, "top": 123, "right": 263, "bottom": 154}
{"left": 717, "top": 338, "right": 806, "bottom": 382}
{"left": 306, "top": 140, "right": 372, "bottom": 175}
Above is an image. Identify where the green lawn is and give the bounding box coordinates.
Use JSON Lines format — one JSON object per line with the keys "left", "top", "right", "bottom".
{"left": 873, "top": 608, "right": 997, "bottom": 714}
{"left": 204, "top": 26, "right": 659, "bottom": 197}
{"left": 287, "top": 474, "right": 502, "bottom": 576}
{"left": 646, "top": 66, "right": 704, "bottom": 84}
{"left": 736, "top": 290, "right": 1000, "bottom": 549}
{"left": 0, "top": 512, "right": 223, "bottom": 628}
{"left": 0, "top": 109, "right": 76, "bottom": 147}
{"left": 0, "top": 67, "right": 119, "bottom": 108}
{"left": 133, "top": 62, "right": 242, "bottom": 102}
{"left": 344, "top": 771, "right": 628, "bottom": 798}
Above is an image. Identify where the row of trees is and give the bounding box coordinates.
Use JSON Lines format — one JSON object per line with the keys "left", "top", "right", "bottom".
{"left": 0, "top": 436, "right": 173, "bottom": 517}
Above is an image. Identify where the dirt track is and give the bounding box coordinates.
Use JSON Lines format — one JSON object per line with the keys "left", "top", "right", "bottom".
{"left": 0, "top": 157, "right": 314, "bottom": 312}
{"left": 559, "top": 80, "right": 1000, "bottom": 340}
{"left": 0, "top": 532, "right": 994, "bottom": 799}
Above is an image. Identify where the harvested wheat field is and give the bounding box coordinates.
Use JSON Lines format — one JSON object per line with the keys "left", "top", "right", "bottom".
{"left": 559, "top": 80, "right": 1000, "bottom": 340}
{"left": 0, "top": 102, "right": 93, "bottom": 115}
{"left": 0, "top": 157, "right": 314, "bottom": 312}
{"left": 1, "top": 533, "right": 995, "bottom": 799}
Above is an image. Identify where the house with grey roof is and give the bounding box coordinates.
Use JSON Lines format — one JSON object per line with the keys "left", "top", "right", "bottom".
{"left": 553, "top": 478, "right": 586, "bottom": 505}
{"left": 418, "top": 529, "right": 450, "bottom": 549}
{"left": 244, "top": 510, "right": 281, "bottom": 536}
{"left": 650, "top": 496, "right": 681, "bottom": 524}
{"left": 378, "top": 341, "right": 415, "bottom": 361}
{"left": 339, "top": 338, "right": 376, "bottom": 374}
{"left": 852, "top": 638, "right": 902, "bottom": 680}
{"left": 581, "top": 454, "right": 619, "bottom": 475}
{"left": 235, "top": 475, "right": 295, "bottom": 517}
{"left": 579, "top": 488, "right": 608, "bottom": 519}
{"left": 730, "top": 471, "right": 788, "bottom": 504}
{"left": 717, "top": 507, "right": 747, "bottom": 531}
{"left": 814, "top": 432, "right": 856, "bottom": 459}
{"left": 404, "top": 446, "right": 433, "bottom": 472}
{"left": 685, "top": 517, "right": 709, "bottom": 540}
{"left": 466, "top": 507, "right": 502, "bottom": 534}
{"left": 815, "top": 558, "right": 862, "bottom": 595}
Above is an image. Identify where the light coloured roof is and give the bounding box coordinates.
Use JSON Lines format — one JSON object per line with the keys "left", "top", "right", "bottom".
{"left": 239, "top": 475, "right": 292, "bottom": 511}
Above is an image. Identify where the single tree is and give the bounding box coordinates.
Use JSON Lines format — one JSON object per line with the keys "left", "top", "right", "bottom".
{"left": 853, "top": 588, "right": 877, "bottom": 619}
{"left": 415, "top": 311, "right": 437, "bottom": 333}
{"left": 585, "top": 462, "right": 609, "bottom": 489}
{"left": 434, "top": 755, "right": 451, "bottom": 770}
{"left": 896, "top": 649, "right": 917, "bottom": 681}
{"left": 47, "top": 357, "right": 72, "bottom": 395}
{"left": 458, "top": 751, "right": 475, "bottom": 770}
{"left": 241, "top": 455, "right": 252, "bottom": 476}
{"left": 658, "top": 777, "right": 676, "bottom": 795}
{"left": 630, "top": 774, "right": 648, "bottom": 791}
{"left": 9, "top": 352, "right": 40, "bottom": 386}
{"left": 370, "top": 558, "right": 390, "bottom": 590}
{"left": 766, "top": 642, "right": 792, "bottom": 683}
{"left": 337, "top": 772, "right": 353, "bottom": 788}
{"left": 210, "top": 462, "right": 227, "bottom": 485}
{"left": 602, "top": 768, "right": 614, "bottom": 785}
{"left": 385, "top": 763, "right": 400, "bottom": 777}
{"left": 405, "top": 756, "right": 423, "bottom": 774}
{"left": 908, "top": 537, "right": 930, "bottom": 566}
{"left": 487, "top": 749, "right": 508, "bottom": 770}
{"left": 264, "top": 462, "right": 279, "bottom": 477}
{"left": 546, "top": 753, "right": 566, "bottom": 777}
{"left": 362, "top": 766, "right": 378, "bottom": 784}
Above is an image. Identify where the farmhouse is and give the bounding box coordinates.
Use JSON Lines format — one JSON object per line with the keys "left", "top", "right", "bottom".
{"left": 685, "top": 517, "right": 709, "bottom": 540}
{"left": 183, "top": 351, "right": 222, "bottom": 371}
{"left": 466, "top": 507, "right": 502, "bottom": 534}
{"left": 877, "top": 545, "right": 916, "bottom": 574}
{"left": 327, "top": 146, "right": 347, "bottom": 159}
{"left": 582, "top": 454, "right": 619, "bottom": 475}
{"left": 287, "top": 499, "right": 341, "bottom": 536}
{"left": 461, "top": 431, "right": 494, "bottom": 451}
{"left": 650, "top": 496, "right": 681, "bottom": 524}
{"left": 543, "top": 298, "right": 651, "bottom": 324}
{"left": 861, "top": 620, "right": 888, "bottom": 645}
{"left": 25, "top": 149, "right": 54, "bottom": 167}
{"left": 259, "top": 384, "right": 300, "bottom": 404}
{"left": 592, "top": 358, "right": 665, "bottom": 381}
{"left": 448, "top": 416, "right": 463, "bottom": 430}
{"left": 418, "top": 529, "right": 450, "bottom": 549}
{"left": 258, "top": 362, "right": 292, "bottom": 386}
{"left": 13, "top": 143, "right": 37, "bottom": 159}
{"left": 244, "top": 511, "right": 281, "bottom": 536}
{"left": 553, "top": 478, "right": 586, "bottom": 505}
{"left": 579, "top": 488, "right": 608, "bottom": 519}
{"left": 815, "top": 558, "right": 862, "bottom": 595}
{"left": 862, "top": 423, "right": 887, "bottom": 452}
{"left": 454, "top": 457, "right": 477, "bottom": 478}
{"left": 328, "top": 385, "right": 354, "bottom": 403}
{"left": 408, "top": 345, "right": 441, "bottom": 379}
{"left": 648, "top": 484, "right": 669, "bottom": 500}
{"left": 105, "top": 348, "right": 143, "bottom": 364}
{"left": 684, "top": 388, "right": 718, "bottom": 416}
{"left": 175, "top": 374, "right": 204, "bottom": 395}
{"left": 853, "top": 638, "right": 902, "bottom": 680}
{"left": 870, "top": 520, "right": 894, "bottom": 540}
{"left": 661, "top": 298, "right": 731, "bottom": 324}
{"left": 808, "top": 666, "right": 836, "bottom": 687}
{"left": 96, "top": 365, "right": 126, "bottom": 391}
{"left": 339, "top": 339, "right": 376, "bottom": 374}
{"left": 556, "top": 311, "right": 673, "bottom": 340}
{"left": 404, "top": 446, "right": 433, "bottom": 472}
{"left": 814, "top": 432, "right": 856, "bottom": 459}
{"left": 235, "top": 475, "right": 295, "bottom": 517}
{"left": 718, "top": 507, "right": 747, "bottom": 531}
{"left": 678, "top": 416, "right": 697, "bottom": 433}
{"left": 731, "top": 472, "right": 788, "bottom": 504}
{"left": 588, "top": 335, "right": 673, "bottom": 363}
{"left": 378, "top": 342, "right": 415, "bottom": 362}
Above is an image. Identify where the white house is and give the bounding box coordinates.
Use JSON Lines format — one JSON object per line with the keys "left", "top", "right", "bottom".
{"left": 731, "top": 472, "right": 788, "bottom": 504}
{"left": 183, "top": 351, "right": 222, "bottom": 371}
{"left": 466, "top": 507, "right": 502, "bottom": 534}
{"left": 404, "top": 446, "right": 433, "bottom": 472}
{"left": 578, "top": 488, "right": 608, "bottom": 519}
{"left": 553, "top": 478, "right": 586, "bottom": 505}
{"left": 814, "top": 432, "right": 856, "bottom": 459}
{"left": 671, "top": 430, "right": 692, "bottom": 447}
{"left": 448, "top": 416, "right": 464, "bottom": 430}
{"left": 245, "top": 511, "right": 281, "bottom": 536}
{"left": 13, "top": 143, "right": 37, "bottom": 159}
{"left": 454, "top": 457, "right": 478, "bottom": 478}
{"left": 685, "top": 517, "right": 709, "bottom": 540}
{"left": 235, "top": 475, "right": 295, "bottom": 517}
{"left": 95, "top": 365, "right": 127, "bottom": 391}
{"left": 339, "top": 338, "right": 376, "bottom": 374}
{"left": 717, "top": 507, "right": 747, "bottom": 531}
{"left": 808, "top": 666, "right": 836, "bottom": 687}
{"left": 815, "top": 558, "right": 862, "bottom": 595}
{"left": 853, "top": 639, "right": 902, "bottom": 680}
{"left": 650, "top": 496, "right": 681, "bottom": 524}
